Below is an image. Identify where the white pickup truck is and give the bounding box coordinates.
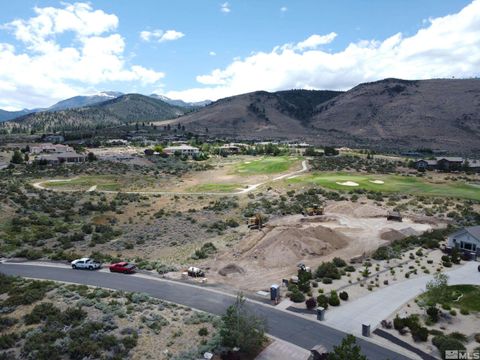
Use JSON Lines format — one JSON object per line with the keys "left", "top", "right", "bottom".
{"left": 71, "top": 258, "right": 102, "bottom": 270}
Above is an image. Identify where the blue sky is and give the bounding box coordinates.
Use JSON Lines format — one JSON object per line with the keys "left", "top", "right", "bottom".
{"left": 0, "top": 0, "right": 477, "bottom": 109}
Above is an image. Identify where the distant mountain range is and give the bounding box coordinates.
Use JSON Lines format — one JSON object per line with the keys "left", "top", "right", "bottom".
{"left": 2, "top": 78, "right": 480, "bottom": 154}
{"left": 0, "top": 92, "right": 209, "bottom": 122}
{"left": 0, "top": 109, "right": 32, "bottom": 122}
{"left": 2, "top": 94, "right": 186, "bottom": 132}
{"left": 150, "top": 94, "right": 211, "bottom": 108}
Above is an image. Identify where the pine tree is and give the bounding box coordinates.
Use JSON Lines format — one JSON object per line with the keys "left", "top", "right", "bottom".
{"left": 329, "top": 334, "right": 367, "bottom": 360}
{"left": 220, "top": 295, "right": 266, "bottom": 355}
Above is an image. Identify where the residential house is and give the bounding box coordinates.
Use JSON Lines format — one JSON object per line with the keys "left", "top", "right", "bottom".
{"left": 30, "top": 143, "right": 74, "bottom": 154}
{"left": 43, "top": 134, "right": 65, "bottom": 143}
{"left": 219, "top": 144, "right": 241, "bottom": 154}
{"left": 447, "top": 226, "right": 480, "bottom": 259}
{"left": 413, "top": 156, "right": 477, "bottom": 172}
{"left": 436, "top": 157, "right": 464, "bottom": 171}
{"left": 413, "top": 159, "right": 438, "bottom": 171}
{"left": 163, "top": 144, "right": 199, "bottom": 156}
{"left": 36, "top": 152, "right": 86, "bottom": 164}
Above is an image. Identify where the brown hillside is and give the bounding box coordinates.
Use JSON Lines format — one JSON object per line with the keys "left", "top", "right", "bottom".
{"left": 172, "top": 79, "right": 480, "bottom": 154}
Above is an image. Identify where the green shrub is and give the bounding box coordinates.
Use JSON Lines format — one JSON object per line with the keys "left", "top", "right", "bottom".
{"left": 24, "top": 302, "right": 61, "bottom": 324}
{"left": 411, "top": 326, "right": 429, "bottom": 342}
{"left": 432, "top": 335, "right": 466, "bottom": 360}
{"left": 332, "top": 257, "right": 347, "bottom": 267}
{"left": 429, "top": 329, "right": 444, "bottom": 336}
{"left": 0, "top": 333, "right": 18, "bottom": 350}
{"left": 460, "top": 308, "right": 469, "bottom": 315}
{"left": 0, "top": 317, "right": 17, "bottom": 332}
{"left": 198, "top": 327, "right": 209, "bottom": 336}
{"left": 328, "top": 291, "right": 340, "bottom": 307}
{"left": 393, "top": 315, "right": 405, "bottom": 330}
{"left": 315, "top": 262, "right": 341, "bottom": 280}
{"left": 449, "top": 332, "right": 468, "bottom": 343}
{"left": 426, "top": 306, "right": 439, "bottom": 323}
{"left": 322, "top": 277, "right": 332, "bottom": 284}
{"left": 316, "top": 295, "right": 329, "bottom": 309}
{"left": 289, "top": 288, "right": 305, "bottom": 303}
{"left": 339, "top": 291, "right": 349, "bottom": 301}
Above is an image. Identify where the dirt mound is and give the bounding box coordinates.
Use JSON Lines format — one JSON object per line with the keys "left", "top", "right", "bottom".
{"left": 326, "top": 201, "right": 387, "bottom": 218}
{"left": 380, "top": 229, "right": 406, "bottom": 242}
{"left": 240, "top": 225, "right": 350, "bottom": 268}
{"left": 218, "top": 264, "right": 245, "bottom": 276}
{"left": 398, "top": 227, "right": 420, "bottom": 237}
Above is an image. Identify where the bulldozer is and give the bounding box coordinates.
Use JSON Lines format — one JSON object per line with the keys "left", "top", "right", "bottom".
{"left": 302, "top": 204, "right": 324, "bottom": 216}
{"left": 247, "top": 213, "right": 265, "bottom": 230}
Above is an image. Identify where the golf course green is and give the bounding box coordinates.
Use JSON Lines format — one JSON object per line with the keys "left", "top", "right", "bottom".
{"left": 287, "top": 172, "right": 480, "bottom": 200}
{"left": 234, "top": 156, "right": 301, "bottom": 175}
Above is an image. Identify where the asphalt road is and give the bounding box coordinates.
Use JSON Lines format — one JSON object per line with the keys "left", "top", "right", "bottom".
{"left": 0, "top": 263, "right": 412, "bottom": 360}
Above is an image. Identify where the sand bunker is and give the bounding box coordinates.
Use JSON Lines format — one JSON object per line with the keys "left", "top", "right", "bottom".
{"left": 218, "top": 264, "right": 245, "bottom": 276}
{"left": 336, "top": 181, "right": 359, "bottom": 187}
{"left": 370, "top": 180, "right": 385, "bottom": 184}
{"left": 240, "top": 225, "right": 350, "bottom": 268}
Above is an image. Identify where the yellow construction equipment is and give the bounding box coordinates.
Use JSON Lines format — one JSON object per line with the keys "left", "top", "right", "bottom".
{"left": 302, "top": 204, "right": 324, "bottom": 216}
{"left": 247, "top": 213, "right": 264, "bottom": 230}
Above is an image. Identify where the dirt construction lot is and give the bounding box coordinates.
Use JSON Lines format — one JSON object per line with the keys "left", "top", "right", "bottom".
{"left": 196, "top": 201, "right": 439, "bottom": 291}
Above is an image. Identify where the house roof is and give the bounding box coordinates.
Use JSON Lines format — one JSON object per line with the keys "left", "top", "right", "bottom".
{"left": 164, "top": 144, "right": 199, "bottom": 150}
{"left": 416, "top": 159, "right": 438, "bottom": 165}
{"left": 38, "top": 152, "right": 85, "bottom": 160}
{"left": 450, "top": 225, "right": 480, "bottom": 240}
{"left": 435, "top": 157, "right": 464, "bottom": 162}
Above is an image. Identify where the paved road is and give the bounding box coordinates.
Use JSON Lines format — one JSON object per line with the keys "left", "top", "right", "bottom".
{"left": 32, "top": 160, "right": 308, "bottom": 196}
{"left": 324, "top": 261, "right": 480, "bottom": 333}
{"left": 0, "top": 262, "right": 411, "bottom": 360}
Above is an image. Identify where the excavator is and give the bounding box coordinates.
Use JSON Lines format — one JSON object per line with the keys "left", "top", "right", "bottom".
{"left": 247, "top": 213, "right": 265, "bottom": 230}
{"left": 302, "top": 204, "right": 324, "bottom": 216}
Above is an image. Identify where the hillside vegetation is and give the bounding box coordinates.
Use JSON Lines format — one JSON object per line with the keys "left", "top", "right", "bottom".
{"left": 2, "top": 94, "right": 185, "bottom": 133}
{"left": 169, "top": 78, "right": 480, "bottom": 153}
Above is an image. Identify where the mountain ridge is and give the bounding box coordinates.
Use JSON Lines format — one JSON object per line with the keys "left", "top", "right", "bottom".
{"left": 2, "top": 94, "right": 186, "bottom": 132}
{"left": 166, "top": 78, "right": 480, "bottom": 153}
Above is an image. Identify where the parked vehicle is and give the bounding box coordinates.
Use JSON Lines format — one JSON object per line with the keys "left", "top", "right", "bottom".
{"left": 187, "top": 266, "right": 205, "bottom": 277}
{"left": 71, "top": 258, "right": 101, "bottom": 270}
{"left": 109, "top": 262, "right": 136, "bottom": 274}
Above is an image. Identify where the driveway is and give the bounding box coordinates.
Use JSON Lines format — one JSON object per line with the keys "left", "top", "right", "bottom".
{"left": 0, "top": 262, "right": 411, "bottom": 360}
{"left": 323, "top": 261, "right": 480, "bottom": 333}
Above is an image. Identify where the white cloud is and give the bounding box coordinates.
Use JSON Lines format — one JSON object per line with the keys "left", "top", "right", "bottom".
{"left": 295, "top": 33, "right": 337, "bottom": 50}
{"left": 209, "top": 51, "right": 217, "bottom": 56}
{"left": 140, "top": 29, "right": 184, "bottom": 43}
{"left": 220, "top": 2, "right": 231, "bottom": 13}
{"left": 280, "top": 6, "right": 288, "bottom": 13}
{"left": 166, "top": 0, "right": 480, "bottom": 102}
{"left": 0, "top": 2, "right": 164, "bottom": 109}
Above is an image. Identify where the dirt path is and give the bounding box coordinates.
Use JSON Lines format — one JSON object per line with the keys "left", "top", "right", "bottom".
{"left": 32, "top": 160, "right": 308, "bottom": 196}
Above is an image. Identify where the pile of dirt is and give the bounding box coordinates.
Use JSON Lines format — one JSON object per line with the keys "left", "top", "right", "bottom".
{"left": 240, "top": 225, "right": 350, "bottom": 268}
{"left": 380, "top": 229, "right": 406, "bottom": 242}
{"left": 326, "top": 201, "right": 387, "bottom": 218}
{"left": 218, "top": 264, "right": 245, "bottom": 276}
